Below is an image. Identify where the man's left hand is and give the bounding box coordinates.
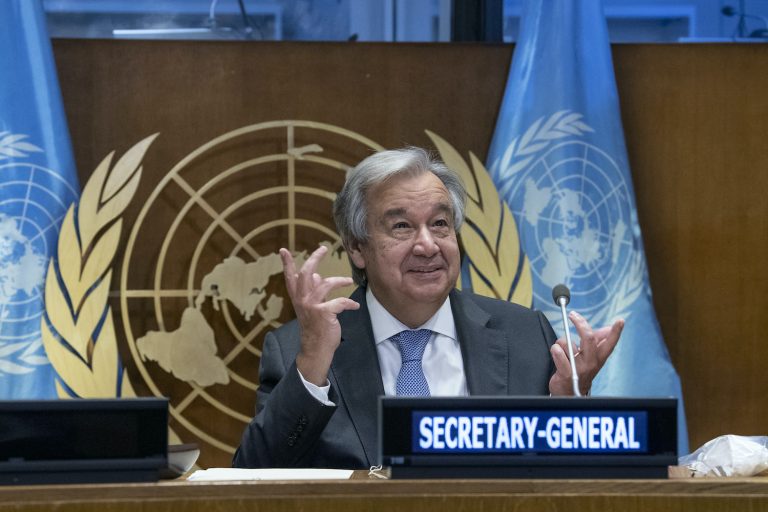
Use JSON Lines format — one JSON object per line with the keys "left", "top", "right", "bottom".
{"left": 548, "top": 311, "right": 623, "bottom": 396}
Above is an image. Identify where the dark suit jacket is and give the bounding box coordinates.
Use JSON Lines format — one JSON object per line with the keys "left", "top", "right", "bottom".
{"left": 232, "top": 287, "right": 557, "bottom": 469}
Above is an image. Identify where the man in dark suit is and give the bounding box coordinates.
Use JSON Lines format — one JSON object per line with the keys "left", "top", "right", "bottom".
{"left": 233, "top": 147, "right": 623, "bottom": 469}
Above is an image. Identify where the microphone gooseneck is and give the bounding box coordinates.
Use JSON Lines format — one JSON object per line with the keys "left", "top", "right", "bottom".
{"left": 552, "top": 284, "right": 581, "bottom": 397}
{"left": 721, "top": 4, "right": 768, "bottom": 38}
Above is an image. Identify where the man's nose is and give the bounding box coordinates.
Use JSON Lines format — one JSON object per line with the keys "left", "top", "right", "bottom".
{"left": 413, "top": 226, "right": 439, "bottom": 256}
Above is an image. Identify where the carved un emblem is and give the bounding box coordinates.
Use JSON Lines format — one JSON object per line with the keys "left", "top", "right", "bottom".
{"left": 43, "top": 120, "right": 532, "bottom": 467}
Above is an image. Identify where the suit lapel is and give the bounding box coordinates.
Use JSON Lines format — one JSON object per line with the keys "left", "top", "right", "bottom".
{"left": 450, "top": 290, "right": 509, "bottom": 396}
{"left": 329, "top": 287, "right": 383, "bottom": 466}
{"left": 328, "top": 288, "right": 516, "bottom": 464}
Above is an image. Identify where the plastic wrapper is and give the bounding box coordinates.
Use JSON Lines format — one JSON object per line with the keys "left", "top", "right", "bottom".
{"left": 679, "top": 435, "right": 768, "bottom": 477}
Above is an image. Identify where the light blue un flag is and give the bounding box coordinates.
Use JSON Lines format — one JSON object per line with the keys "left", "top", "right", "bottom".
{"left": 487, "top": 0, "right": 688, "bottom": 454}
{"left": 0, "top": 0, "right": 79, "bottom": 398}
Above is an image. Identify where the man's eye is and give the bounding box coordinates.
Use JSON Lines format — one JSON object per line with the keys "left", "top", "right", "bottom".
{"left": 393, "top": 222, "right": 409, "bottom": 229}
{"left": 434, "top": 219, "right": 449, "bottom": 227}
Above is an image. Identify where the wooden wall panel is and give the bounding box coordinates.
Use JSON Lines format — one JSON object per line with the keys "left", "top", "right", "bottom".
{"left": 51, "top": 39, "right": 768, "bottom": 461}
{"left": 614, "top": 44, "right": 768, "bottom": 450}
{"left": 52, "top": 40, "right": 516, "bottom": 467}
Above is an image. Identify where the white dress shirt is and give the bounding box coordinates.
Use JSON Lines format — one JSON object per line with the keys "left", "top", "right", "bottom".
{"left": 299, "top": 288, "right": 468, "bottom": 404}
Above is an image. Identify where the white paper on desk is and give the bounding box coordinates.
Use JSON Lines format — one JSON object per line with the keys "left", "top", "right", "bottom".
{"left": 187, "top": 468, "right": 354, "bottom": 481}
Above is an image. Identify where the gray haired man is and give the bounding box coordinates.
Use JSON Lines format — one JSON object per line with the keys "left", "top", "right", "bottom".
{"left": 233, "top": 147, "right": 622, "bottom": 468}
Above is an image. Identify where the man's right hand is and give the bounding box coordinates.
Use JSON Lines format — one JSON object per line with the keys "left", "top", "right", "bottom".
{"left": 280, "top": 245, "right": 360, "bottom": 386}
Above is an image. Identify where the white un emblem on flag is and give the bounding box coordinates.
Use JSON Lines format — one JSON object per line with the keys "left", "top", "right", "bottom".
{"left": 499, "top": 129, "right": 644, "bottom": 331}
{"left": 0, "top": 154, "right": 78, "bottom": 375}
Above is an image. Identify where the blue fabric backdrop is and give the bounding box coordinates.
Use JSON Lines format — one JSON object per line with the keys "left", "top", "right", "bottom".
{"left": 0, "top": 0, "right": 80, "bottom": 398}
{"left": 486, "top": 0, "right": 688, "bottom": 454}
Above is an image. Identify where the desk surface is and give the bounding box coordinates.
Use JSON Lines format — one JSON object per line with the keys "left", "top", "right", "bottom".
{"left": 2, "top": 474, "right": 768, "bottom": 512}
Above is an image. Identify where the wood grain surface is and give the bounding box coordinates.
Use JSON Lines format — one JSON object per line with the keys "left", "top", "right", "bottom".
{"left": 2, "top": 475, "right": 768, "bottom": 512}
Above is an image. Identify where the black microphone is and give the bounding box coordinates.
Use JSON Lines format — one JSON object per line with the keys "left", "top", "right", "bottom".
{"left": 552, "top": 284, "right": 570, "bottom": 307}
{"left": 552, "top": 284, "right": 581, "bottom": 396}
{"left": 721, "top": 5, "right": 768, "bottom": 38}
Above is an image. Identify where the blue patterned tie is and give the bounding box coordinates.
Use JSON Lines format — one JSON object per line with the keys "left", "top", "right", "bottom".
{"left": 392, "top": 329, "right": 432, "bottom": 396}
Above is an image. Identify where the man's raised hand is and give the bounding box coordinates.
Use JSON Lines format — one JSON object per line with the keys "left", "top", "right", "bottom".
{"left": 548, "top": 311, "right": 623, "bottom": 396}
{"left": 280, "top": 245, "right": 359, "bottom": 386}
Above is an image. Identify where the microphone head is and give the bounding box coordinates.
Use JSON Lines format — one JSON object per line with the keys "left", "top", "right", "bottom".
{"left": 552, "top": 284, "right": 570, "bottom": 306}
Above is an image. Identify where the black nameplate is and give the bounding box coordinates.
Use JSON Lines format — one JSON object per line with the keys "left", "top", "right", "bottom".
{"left": 379, "top": 396, "right": 677, "bottom": 479}
{"left": 0, "top": 398, "right": 168, "bottom": 485}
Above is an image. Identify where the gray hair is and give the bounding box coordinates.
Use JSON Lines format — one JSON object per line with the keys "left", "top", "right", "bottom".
{"left": 333, "top": 147, "right": 466, "bottom": 286}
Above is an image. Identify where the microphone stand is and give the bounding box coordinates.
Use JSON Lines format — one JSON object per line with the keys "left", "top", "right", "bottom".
{"left": 557, "top": 297, "right": 582, "bottom": 397}
{"left": 552, "top": 284, "right": 581, "bottom": 397}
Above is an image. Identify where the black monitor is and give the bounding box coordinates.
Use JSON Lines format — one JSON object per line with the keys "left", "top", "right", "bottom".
{"left": 0, "top": 398, "right": 168, "bottom": 485}
{"left": 379, "top": 396, "right": 677, "bottom": 479}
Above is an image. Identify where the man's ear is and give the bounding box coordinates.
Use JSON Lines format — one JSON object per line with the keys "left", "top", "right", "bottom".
{"left": 347, "top": 241, "right": 366, "bottom": 270}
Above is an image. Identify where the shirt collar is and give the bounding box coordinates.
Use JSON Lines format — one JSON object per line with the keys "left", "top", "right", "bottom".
{"left": 366, "top": 287, "right": 456, "bottom": 345}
